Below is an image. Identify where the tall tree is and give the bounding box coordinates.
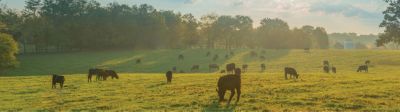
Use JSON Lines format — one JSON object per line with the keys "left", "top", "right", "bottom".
{"left": 377, "top": 0, "right": 400, "bottom": 47}
{"left": 0, "top": 22, "right": 18, "bottom": 72}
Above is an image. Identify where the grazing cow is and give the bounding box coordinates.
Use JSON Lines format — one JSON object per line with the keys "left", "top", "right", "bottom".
{"left": 52, "top": 74, "right": 65, "bottom": 89}
{"left": 191, "top": 65, "right": 200, "bottom": 71}
{"left": 225, "top": 54, "right": 229, "bottom": 59}
{"left": 213, "top": 55, "right": 219, "bottom": 61}
{"left": 365, "top": 60, "right": 371, "bottom": 65}
{"left": 242, "top": 64, "right": 248, "bottom": 73}
{"left": 209, "top": 64, "right": 220, "bottom": 72}
{"left": 261, "top": 64, "right": 266, "bottom": 71}
{"left": 166, "top": 71, "right": 173, "bottom": 83}
{"left": 216, "top": 68, "right": 241, "bottom": 105}
{"left": 220, "top": 70, "right": 226, "bottom": 73}
{"left": 88, "top": 68, "right": 103, "bottom": 82}
{"left": 357, "top": 65, "right": 368, "bottom": 72}
{"left": 226, "top": 63, "right": 236, "bottom": 74}
{"left": 284, "top": 67, "right": 299, "bottom": 79}
{"left": 172, "top": 66, "right": 177, "bottom": 73}
{"left": 105, "top": 70, "right": 119, "bottom": 80}
{"left": 178, "top": 54, "right": 184, "bottom": 60}
{"left": 323, "top": 60, "right": 329, "bottom": 66}
{"left": 206, "top": 51, "right": 211, "bottom": 57}
{"left": 260, "top": 56, "right": 266, "bottom": 60}
{"left": 136, "top": 59, "right": 141, "bottom": 64}
{"left": 323, "top": 65, "right": 330, "bottom": 73}
{"left": 250, "top": 51, "right": 258, "bottom": 57}
{"left": 332, "top": 66, "right": 337, "bottom": 73}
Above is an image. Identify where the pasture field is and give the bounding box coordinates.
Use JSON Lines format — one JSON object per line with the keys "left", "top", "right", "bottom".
{"left": 1, "top": 49, "right": 400, "bottom": 111}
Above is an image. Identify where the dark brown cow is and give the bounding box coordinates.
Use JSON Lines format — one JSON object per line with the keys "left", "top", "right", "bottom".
{"left": 261, "top": 64, "right": 266, "bottom": 71}
{"left": 209, "top": 64, "right": 219, "bottom": 72}
{"left": 217, "top": 68, "right": 241, "bottom": 105}
{"left": 357, "top": 65, "right": 368, "bottom": 72}
{"left": 191, "top": 65, "right": 200, "bottom": 71}
{"left": 178, "top": 54, "right": 184, "bottom": 60}
{"left": 284, "top": 67, "right": 299, "bottom": 79}
{"left": 166, "top": 71, "right": 173, "bottom": 83}
{"left": 52, "top": 74, "right": 65, "bottom": 89}
{"left": 323, "top": 65, "right": 330, "bottom": 73}
{"left": 332, "top": 66, "right": 337, "bottom": 73}
{"left": 88, "top": 68, "right": 105, "bottom": 82}
{"left": 226, "top": 63, "right": 236, "bottom": 74}
{"left": 242, "top": 64, "right": 248, "bottom": 73}
{"left": 105, "top": 70, "right": 119, "bottom": 80}
{"left": 136, "top": 59, "right": 141, "bottom": 64}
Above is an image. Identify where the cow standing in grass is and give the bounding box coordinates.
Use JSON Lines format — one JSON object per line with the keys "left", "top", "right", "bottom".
{"left": 332, "top": 66, "right": 337, "bottom": 73}
{"left": 209, "top": 64, "right": 220, "bottom": 72}
{"left": 217, "top": 68, "right": 241, "bottom": 105}
{"left": 105, "top": 70, "right": 119, "bottom": 80}
{"left": 357, "top": 65, "right": 368, "bottom": 72}
{"left": 226, "top": 63, "right": 236, "bottom": 74}
{"left": 323, "top": 60, "right": 329, "bottom": 66}
{"left": 284, "top": 67, "right": 299, "bottom": 79}
{"left": 261, "top": 64, "right": 266, "bottom": 72}
{"left": 242, "top": 64, "right": 248, "bottom": 73}
{"left": 166, "top": 71, "right": 173, "bottom": 83}
{"left": 323, "top": 65, "right": 330, "bottom": 73}
{"left": 52, "top": 74, "right": 65, "bottom": 89}
{"left": 191, "top": 65, "right": 200, "bottom": 72}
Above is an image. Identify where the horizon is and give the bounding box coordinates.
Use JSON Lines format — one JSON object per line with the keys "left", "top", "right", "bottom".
{"left": 1, "top": 0, "right": 387, "bottom": 35}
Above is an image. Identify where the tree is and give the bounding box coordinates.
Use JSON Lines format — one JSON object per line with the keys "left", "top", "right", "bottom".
{"left": 0, "top": 22, "right": 18, "bottom": 72}
{"left": 256, "top": 18, "right": 290, "bottom": 49}
{"left": 377, "top": 0, "right": 400, "bottom": 47}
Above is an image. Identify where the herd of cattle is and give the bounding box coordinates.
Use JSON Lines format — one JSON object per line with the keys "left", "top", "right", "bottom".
{"left": 50, "top": 50, "right": 372, "bottom": 104}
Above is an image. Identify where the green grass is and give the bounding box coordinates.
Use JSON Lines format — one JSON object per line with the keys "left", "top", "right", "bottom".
{"left": 1, "top": 49, "right": 400, "bottom": 111}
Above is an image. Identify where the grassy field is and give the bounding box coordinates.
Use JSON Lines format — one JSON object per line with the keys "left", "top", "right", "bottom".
{"left": 1, "top": 49, "right": 400, "bottom": 111}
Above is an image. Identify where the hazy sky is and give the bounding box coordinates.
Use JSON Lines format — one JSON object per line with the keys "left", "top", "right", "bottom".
{"left": 1, "top": 0, "right": 388, "bottom": 35}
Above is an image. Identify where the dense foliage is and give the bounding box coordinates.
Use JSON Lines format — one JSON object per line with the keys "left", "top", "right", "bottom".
{"left": 0, "top": 0, "right": 330, "bottom": 53}
{"left": 377, "top": 0, "right": 400, "bottom": 47}
{"left": 0, "top": 22, "right": 18, "bottom": 71}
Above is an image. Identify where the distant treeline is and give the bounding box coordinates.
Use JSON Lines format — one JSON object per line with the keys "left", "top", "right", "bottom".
{"left": 329, "top": 33, "right": 378, "bottom": 49}
{"left": 0, "top": 0, "right": 329, "bottom": 53}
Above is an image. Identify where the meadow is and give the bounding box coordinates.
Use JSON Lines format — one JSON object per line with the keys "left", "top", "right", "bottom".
{"left": 1, "top": 49, "right": 400, "bottom": 111}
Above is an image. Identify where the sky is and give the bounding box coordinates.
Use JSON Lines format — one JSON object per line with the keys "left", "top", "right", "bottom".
{"left": 1, "top": 0, "right": 388, "bottom": 35}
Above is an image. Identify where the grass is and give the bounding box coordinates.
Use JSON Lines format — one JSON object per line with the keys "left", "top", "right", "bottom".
{"left": 1, "top": 49, "right": 400, "bottom": 111}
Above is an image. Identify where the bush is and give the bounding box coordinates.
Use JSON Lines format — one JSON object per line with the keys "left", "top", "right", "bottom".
{"left": 0, "top": 32, "right": 19, "bottom": 72}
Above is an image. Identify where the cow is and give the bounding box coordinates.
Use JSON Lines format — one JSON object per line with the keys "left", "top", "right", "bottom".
{"left": 242, "top": 64, "right": 248, "bottom": 73}
{"left": 284, "top": 67, "right": 299, "bottom": 79}
{"left": 172, "top": 66, "right": 177, "bottom": 73}
{"left": 323, "top": 60, "right": 329, "bottom": 66}
{"left": 88, "top": 68, "right": 103, "bottom": 82}
{"left": 166, "top": 71, "right": 173, "bottom": 83}
{"left": 261, "top": 64, "right": 266, "bottom": 71}
{"left": 365, "top": 60, "right": 371, "bottom": 65}
{"left": 206, "top": 51, "right": 211, "bottom": 57}
{"left": 226, "top": 63, "right": 236, "bottom": 74}
{"left": 357, "top": 65, "right": 368, "bottom": 72}
{"left": 136, "top": 59, "right": 141, "bottom": 64}
{"left": 209, "top": 64, "right": 220, "bottom": 72}
{"left": 105, "top": 70, "right": 119, "bottom": 80}
{"left": 178, "top": 54, "right": 184, "bottom": 60}
{"left": 260, "top": 56, "right": 266, "bottom": 60}
{"left": 52, "top": 74, "right": 65, "bottom": 89}
{"left": 332, "top": 66, "right": 337, "bottom": 73}
{"left": 213, "top": 55, "right": 219, "bottom": 61}
{"left": 323, "top": 65, "right": 330, "bottom": 73}
{"left": 304, "top": 48, "right": 310, "bottom": 53}
{"left": 191, "top": 65, "right": 200, "bottom": 71}
{"left": 216, "top": 68, "right": 241, "bottom": 105}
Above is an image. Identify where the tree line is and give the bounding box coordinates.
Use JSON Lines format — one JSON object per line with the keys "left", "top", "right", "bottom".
{"left": 0, "top": 0, "right": 331, "bottom": 53}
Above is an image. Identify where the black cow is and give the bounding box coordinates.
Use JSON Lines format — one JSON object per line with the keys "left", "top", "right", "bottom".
{"left": 261, "top": 64, "right": 266, "bottom": 71}
{"left": 88, "top": 68, "right": 105, "bottom": 82}
{"left": 52, "top": 74, "right": 65, "bottom": 89}
{"left": 209, "top": 64, "right": 220, "bottom": 72}
{"left": 178, "top": 54, "right": 184, "bottom": 60}
{"left": 323, "top": 60, "right": 329, "bottom": 66}
{"left": 242, "top": 64, "right": 248, "bottom": 73}
{"left": 206, "top": 51, "right": 211, "bottom": 57}
{"left": 226, "top": 63, "right": 236, "bottom": 74}
{"left": 323, "top": 65, "right": 330, "bottom": 73}
{"left": 284, "top": 67, "right": 299, "bottom": 79}
{"left": 357, "top": 65, "right": 368, "bottom": 72}
{"left": 166, "top": 71, "right": 173, "bottom": 83}
{"left": 332, "top": 66, "right": 337, "bottom": 73}
{"left": 105, "top": 70, "right": 119, "bottom": 80}
{"left": 217, "top": 68, "right": 241, "bottom": 105}
{"left": 191, "top": 65, "right": 200, "bottom": 71}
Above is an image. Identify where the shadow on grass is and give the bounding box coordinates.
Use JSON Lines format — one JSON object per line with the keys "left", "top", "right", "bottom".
{"left": 203, "top": 100, "right": 238, "bottom": 112}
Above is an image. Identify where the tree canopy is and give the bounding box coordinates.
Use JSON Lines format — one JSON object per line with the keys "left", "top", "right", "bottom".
{"left": 0, "top": 22, "right": 18, "bottom": 71}
{"left": 377, "top": 0, "right": 400, "bottom": 47}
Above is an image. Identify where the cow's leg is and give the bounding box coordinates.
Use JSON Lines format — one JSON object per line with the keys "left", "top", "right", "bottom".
{"left": 236, "top": 88, "right": 241, "bottom": 103}
{"left": 227, "top": 89, "right": 235, "bottom": 105}
{"left": 60, "top": 82, "right": 63, "bottom": 88}
{"left": 285, "top": 73, "right": 288, "bottom": 79}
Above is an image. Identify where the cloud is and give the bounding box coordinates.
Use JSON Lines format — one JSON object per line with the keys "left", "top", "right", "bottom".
{"left": 184, "top": 0, "right": 201, "bottom": 4}
{"left": 309, "top": 2, "right": 381, "bottom": 18}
